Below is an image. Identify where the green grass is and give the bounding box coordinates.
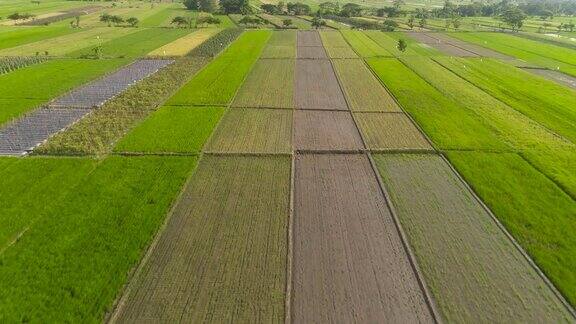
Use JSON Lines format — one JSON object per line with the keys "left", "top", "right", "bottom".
{"left": 320, "top": 31, "right": 349, "bottom": 47}
{"left": 401, "top": 56, "right": 571, "bottom": 151}
{"left": 366, "top": 58, "right": 508, "bottom": 150}
{"left": 446, "top": 151, "right": 576, "bottom": 307}
{"left": 522, "top": 148, "right": 576, "bottom": 199}
{"left": 0, "top": 26, "right": 78, "bottom": 51}
{"left": 0, "top": 155, "right": 197, "bottom": 323}
{"left": 449, "top": 32, "right": 576, "bottom": 77}
{"left": 341, "top": 30, "right": 391, "bottom": 57}
{"left": 68, "top": 27, "right": 192, "bottom": 58}
{"left": 0, "top": 0, "right": 85, "bottom": 22}
{"left": 167, "top": 30, "right": 271, "bottom": 106}
{"left": 0, "top": 58, "right": 127, "bottom": 125}
{"left": 114, "top": 106, "right": 225, "bottom": 153}
{"left": 435, "top": 57, "right": 576, "bottom": 144}
{"left": 260, "top": 30, "right": 296, "bottom": 58}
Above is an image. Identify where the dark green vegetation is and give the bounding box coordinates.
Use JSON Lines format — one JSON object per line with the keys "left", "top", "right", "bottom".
{"left": 0, "top": 155, "right": 197, "bottom": 322}
{"left": 0, "top": 56, "right": 47, "bottom": 74}
{"left": 187, "top": 28, "right": 244, "bottom": 57}
{"left": 0, "top": 58, "right": 127, "bottom": 125}
{"left": 114, "top": 106, "right": 225, "bottom": 153}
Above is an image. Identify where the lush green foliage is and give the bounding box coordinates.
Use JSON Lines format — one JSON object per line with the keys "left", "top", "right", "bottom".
{"left": 114, "top": 106, "right": 225, "bottom": 153}
{"left": 36, "top": 57, "right": 209, "bottom": 155}
{"left": 435, "top": 57, "right": 576, "bottom": 143}
{"left": 341, "top": 30, "right": 391, "bottom": 57}
{"left": 447, "top": 151, "right": 576, "bottom": 306}
{"left": 168, "top": 30, "right": 271, "bottom": 106}
{"left": 0, "top": 155, "right": 197, "bottom": 323}
{"left": 0, "top": 26, "right": 77, "bottom": 50}
{"left": 367, "top": 31, "right": 442, "bottom": 56}
{"left": 0, "top": 56, "right": 47, "bottom": 74}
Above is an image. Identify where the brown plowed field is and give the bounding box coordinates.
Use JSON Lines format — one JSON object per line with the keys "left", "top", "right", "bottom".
{"left": 429, "top": 33, "right": 513, "bottom": 59}
{"left": 294, "top": 59, "right": 348, "bottom": 110}
{"left": 297, "top": 30, "right": 323, "bottom": 47}
{"left": 293, "top": 110, "right": 364, "bottom": 151}
{"left": 296, "top": 46, "right": 328, "bottom": 59}
{"left": 292, "top": 153, "right": 435, "bottom": 323}
{"left": 206, "top": 108, "right": 292, "bottom": 153}
{"left": 373, "top": 154, "right": 574, "bottom": 323}
{"left": 354, "top": 112, "right": 432, "bottom": 150}
{"left": 111, "top": 155, "right": 290, "bottom": 323}
{"left": 407, "top": 32, "right": 479, "bottom": 57}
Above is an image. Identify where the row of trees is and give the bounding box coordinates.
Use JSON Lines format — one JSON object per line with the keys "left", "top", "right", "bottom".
{"left": 171, "top": 15, "right": 221, "bottom": 28}
{"left": 99, "top": 14, "right": 139, "bottom": 27}
{"left": 184, "top": 0, "right": 251, "bottom": 14}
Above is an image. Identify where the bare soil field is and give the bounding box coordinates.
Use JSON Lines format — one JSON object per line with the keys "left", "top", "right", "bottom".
{"left": 206, "top": 108, "right": 292, "bottom": 154}
{"left": 111, "top": 155, "right": 290, "bottom": 323}
{"left": 294, "top": 59, "right": 348, "bottom": 110}
{"left": 373, "top": 153, "right": 573, "bottom": 322}
{"left": 292, "top": 153, "right": 434, "bottom": 323}
{"left": 431, "top": 33, "right": 513, "bottom": 59}
{"left": 297, "top": 30, "right": 323, "bottom": 47}
{"left": 354, "top": 112, "right": 432, "bottom": 150}
{"left": 293, "top": 110, "right": 363, "bottom": 151}
{"left": 332, "top": 59, "right": 401, "bottom": 111}
{"left": 522, "top": 67, "right": 576, "bottom": 90}
{"left": 406, "top": 32, "right": 478, "bottom": 57}
{"left": 296, "top": 46, "right": 328, "bottom": 59}
{"left": 233, "top": 59, "right": 295, "bottom": 108}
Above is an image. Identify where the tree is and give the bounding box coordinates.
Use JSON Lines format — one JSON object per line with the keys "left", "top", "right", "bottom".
{"left": 418, "top": 17, "right": 426, "bottom": 29}
{"left": 393, "top": 0, "right": 404, "bottom": 10}
{"left": 340, "top": 3, "right": 362, "bottom": 17}
{"left": 126, "top": 17, "right": 139, "bottom": 27}
{"left": 261, "top": 4, "right": 280, "bottom": 14}
{"left": 382, "top": 19, "right": 398, "bottom": 31}
{"left": 172, "top": 16, "right": 191, "bottom": 28}
{"left": 183, "top": 0, "right": 199, "bottom": 10}
{"left": 319, "top": 2, "right": 339, "bottom": 15}
{"left": 277, "top": 1, "right": 286, "bottom": 14}
{"left": 311, "top": 16, "right": 327, "bottom": 28}
{"left": 99, "top": 13, "right": 112, "bottom": 26}
{"left": 220, "top": 0, "right": 251, "bottom": 14}
{"left": 238, "top": 15, "right": 262, "bottom": 27}
{"left": 499, "top": 6, "right": 526, "bottom": 32}
{"left": 283, "top": 18, "right": 293, "bottom": 28}
{"left": 407, "top": 15, "right": 415, "bottom": 29}
{"left": 199, "top": 0, "right": 219, "bottom": 13}
{"left": 397, "top": 39, "right": 407, "bottom": 52}
{"left": 451, "top": 14, "right": 461, "bottom": 29}
{"left": 197, "top": 15, "right": 221, "bottom": 27}
{"left": 287, "top": 2, "right": 311, "bottom": 15}
{"left": 75, "top": 15, "right": 80, "bottom": 28}
{"left": 110, "top": 15, "right": 124, "bottom": 27}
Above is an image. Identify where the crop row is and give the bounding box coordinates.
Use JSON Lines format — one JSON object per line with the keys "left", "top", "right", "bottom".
{"left": 0, "top": 56, "right": 47, "bottom": 75}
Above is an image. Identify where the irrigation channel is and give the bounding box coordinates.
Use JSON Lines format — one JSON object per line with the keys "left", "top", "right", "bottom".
{"left": 0, "top": 59, "right": 172, "bottom": 155}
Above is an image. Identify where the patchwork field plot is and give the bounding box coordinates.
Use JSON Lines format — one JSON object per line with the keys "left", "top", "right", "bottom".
{"left": 366, "top": 58, "right": 509, "bottom": 151}
{"left": 435, "top": 57, "right": 576, "bottom": 143}
{"left": 522, "top": 148, "right": 576, "bottom": 199}
{"left": 401, "top": 57, "right": 571, "bottom": 150}
{"left": 0, "top": 108, "right": 88, "bottom": 155}
{"left": 341, "top": 30, "right": 391, "bottom": 57}
{"left": 447, "top": 151, "right": 576, "bottom": 307}
{"left": 233, "top": 59, "right": 294, "bottom": 108}
{"left": 406, "top": 32, "right": 477, "bottom": 57}
{"left": 260, "top": 30, "right": 296, "bottom": 59}
{"left": 297, "top": 30, "right": 323, "bottom": 46}
{"left": 296, "top": 45, "right": 327, "bottom": 59}
{"left": 374, "top": 154, "right": 573, "bottom": 322}
{"left": 0, "top": 155, "right": 196, "bottom": 322}
{"left": 0, "top": 26, "right": 77, "bottom": 51}
{"left": 0, "top": 27, "right": 139, "bottom": 56}
{"left": 320, "top": 31, "right": 349, "bottom": 47}
{"left": 294, "top": 59, "right": 347, "bottom": 110}
{"left": 206, "top": 108, "right": 292, "bottom": 153}
{"left": 0, "top": 58, "right": 126, "bottom": 125}
{"left": 426, "top": 33, "right": 512, "bottom": 59}
{"left": 332, "top": 59, "right": 400, "bottom": 111}
{"left": 148, "top": 29, "right": 221, "bottom": 57}
{"left": 523, "top": 67, "right": 576, "bottom": 90}
{"left": 111, "top": 155, "right": 290, "bottom": 323}
{"left": 293, "top": 110, "right": 363, "bottom": 151}
{"left": 50, "top": 59, "right": 173, "bottom": 109}
{"left": 355, "top": 113, "right": 432, "bottom": 150}
{"left": 167, "top": 30, "right": 270, "bottom": 106}
{"left": 366, "top": 31, "right": 441, "bottom": 57}
{"left": 292, "top": 153, "right": 434, "bottom": 322}
{"left": 114, "top": 106, "right": 224, "bottom": 154}
{"left": 323, "top": 46, "right": 358, "bottom": 58}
